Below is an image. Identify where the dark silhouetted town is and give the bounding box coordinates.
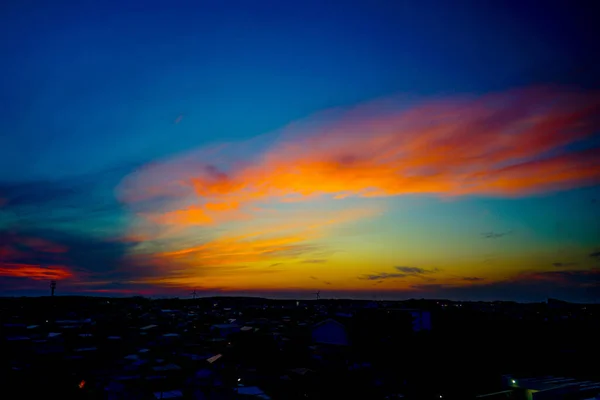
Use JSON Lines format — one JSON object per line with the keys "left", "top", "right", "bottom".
{"left": 2, "top": 295, "right": 599, "bottom": 399}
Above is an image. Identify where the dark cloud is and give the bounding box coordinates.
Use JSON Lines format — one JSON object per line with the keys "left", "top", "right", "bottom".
{"left": 1, "top": 163, "right": 136, "bottom": 207}
{"left": 552, "top": 262, "right": 578, "bottom": 268}
{"left": 524, "top": 268, "right": 600, "bottom": 286}
{"left": 0, "top": 180, "right": 78, "bottom": 209}
{"left": 395, "top": 266, "right": 439, "bottom": 274}
{"left": 0, "top": 227, "right": 162, "bottom": 294}
{"left": 302, "top": 259, "right": 327, "bottom": 264}
{"left": 359, "top": 266, "right": 440, "bottom": 281}
{"left": 406, "top": 268, "right": 600, "bottom": 303}
{"left": 481, "top": 230, "right": 513, "bottom": 239}
{"left": 308, "top": 276, "right": 332, "bottom": 286}
{"left": 0, "top": 230, "right": 68, "bottom": 266}
{"left": 410, "top": 283, "right": 454, "bottom": 291}
{"left": 0, "top": 163, "right": 139, "bottom": 232}
{"left": 482, "top": 254, "right": 496, "bottom": 264}
{"left": 359, "top": 272, "right": 410, "bottom": 281}
{"left": 269, "top": 263, "right": 283, "bottom": 267}
{"left": 590, "top": 251, "right": 600, "bottom": 260}
{"left": 308, "top": 267, "right": 600, "bottom": 302}
{"left": 462, "top": 276, "right": 485, "bottom": 281}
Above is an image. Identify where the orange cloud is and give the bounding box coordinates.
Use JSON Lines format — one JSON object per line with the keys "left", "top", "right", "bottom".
{"left": 156, "top": 232, "right": 314, "bottom": 267}
{"left": 139, "top": 207, "right": 379, "bottom": 277}
{"left": 0, "top": 263, "right": 73, "bottom": 280}
{"left": 120, "top": 86, "right": 600, "bottom": 228}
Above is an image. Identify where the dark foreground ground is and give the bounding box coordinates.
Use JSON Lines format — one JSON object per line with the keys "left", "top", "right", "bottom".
{"left": 1, "top": 296, "right": 599, "bottom": 399}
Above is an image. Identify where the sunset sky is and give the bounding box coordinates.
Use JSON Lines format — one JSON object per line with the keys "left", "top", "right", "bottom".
{"left": 1, "top": 1, "right": 599, "bottom": 301}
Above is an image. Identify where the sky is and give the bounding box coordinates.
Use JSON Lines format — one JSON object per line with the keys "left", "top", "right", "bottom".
{"left": 1, "top": 0, "right": 599, "bottom": 302}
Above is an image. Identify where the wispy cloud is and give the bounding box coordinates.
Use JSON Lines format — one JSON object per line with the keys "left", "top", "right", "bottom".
{"left": 481, "top": 230, "right": 513, "bottom": 239}
{"left": 0, "top": 263, "right": 72, "bottom": 280}
{"left": 359, "top": 266, "right": 440, "bottom": 281}
{"left": 552, "top": 262, "right": 578, "bottom": 268}
{"left": 360, "top": 272, "right": 410, "bottom": 281}
{"left": 309, "top": 275, "right": 333, "bottom": 286}
{"left": 395, "top": 266, "right": 439, "bottom": 274}
{"left": 158, "top": 211, "right": 364, "bottom": 263}
{"left": 482, "top": 255, "right": 497, "bottom": 264}
{"left": 124, "top": 207, "right": 379, "bottom": 286}
{"left": 462, "top": 276, "right": 485, "bottom": 282}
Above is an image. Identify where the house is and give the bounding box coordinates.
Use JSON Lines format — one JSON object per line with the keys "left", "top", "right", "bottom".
{"left": 211, "top": 323, "right": 241, "bottom": 337}
{"left": 237, "top": 386, "right": 271, "bottom": 398}
{"left": 141, "top": 324, "right": 158, "bottom": 331}
{"left": 311, "top": 319, "right": 350, "bottom": 346}
{"left": 153, "top": 389, "right": 183, "bottom": 399}
{"left": 407, "top": 310, "right": 432, "bottom": 332}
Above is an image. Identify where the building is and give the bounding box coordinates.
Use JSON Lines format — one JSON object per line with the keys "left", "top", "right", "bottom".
{"left": 211, "top": 323, "right": 241, "bottom": 337}
{"left": 311, "top": 319, "right": 350, "bottom": 346}
{"left": 406, "top": 309, "right": 432, "bottom": 332}
{"left": 502, "top": 375, "right": 600, "bottom": 400}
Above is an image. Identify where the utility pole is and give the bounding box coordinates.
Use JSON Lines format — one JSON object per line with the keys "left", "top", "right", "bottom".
{"left": 50, "top": 280, "right": 56, "bottom": 296}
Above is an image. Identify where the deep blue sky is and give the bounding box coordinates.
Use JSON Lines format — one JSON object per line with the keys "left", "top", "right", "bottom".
{"left": 1, "top": 0, "right": 597, "bottom": 181}
{"left": 1, "top": 0, "right": 599, "bottom": 300}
